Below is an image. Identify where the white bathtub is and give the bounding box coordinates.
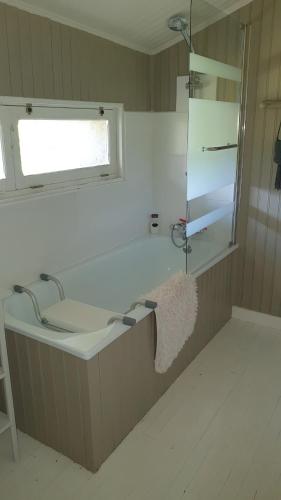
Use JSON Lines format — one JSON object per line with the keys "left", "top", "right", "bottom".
{"left": 4, "top": 235, "right": 237, "bottom": 359}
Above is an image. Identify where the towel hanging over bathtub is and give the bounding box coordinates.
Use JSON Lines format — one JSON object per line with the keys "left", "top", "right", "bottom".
{"left": 143, "top": 271, "right": 198, "bottom": 374}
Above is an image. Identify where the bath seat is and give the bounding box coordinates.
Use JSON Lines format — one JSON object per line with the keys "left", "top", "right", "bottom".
{"left": 42, "top": 299, "right": 116, "bottom": 333}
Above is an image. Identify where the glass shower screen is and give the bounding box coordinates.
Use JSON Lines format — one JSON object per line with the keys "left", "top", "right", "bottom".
{"left": 185, "top": 53, "right": 242, "bottom": 272}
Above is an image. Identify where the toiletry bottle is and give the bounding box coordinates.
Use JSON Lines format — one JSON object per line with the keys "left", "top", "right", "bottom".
{"left": 150, "top": 213, "right": 160, "bottom": 234}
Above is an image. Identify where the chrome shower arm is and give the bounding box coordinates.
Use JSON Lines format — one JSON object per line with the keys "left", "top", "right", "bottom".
{"left": 182, "top": 28, "right": 194, "bottom": 53}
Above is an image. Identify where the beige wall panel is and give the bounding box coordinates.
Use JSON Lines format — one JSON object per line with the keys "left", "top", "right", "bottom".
{"left": 0, "top": 1, "right": 151, "bottom": 110}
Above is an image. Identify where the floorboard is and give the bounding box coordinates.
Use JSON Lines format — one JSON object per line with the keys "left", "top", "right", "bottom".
{"left": 1, "top": 318, "right": 281, "bottom": 500}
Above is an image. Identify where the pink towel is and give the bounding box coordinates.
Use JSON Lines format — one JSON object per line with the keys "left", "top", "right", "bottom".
{"left": 144, "top": 272, "right": 198, "bottom": 374}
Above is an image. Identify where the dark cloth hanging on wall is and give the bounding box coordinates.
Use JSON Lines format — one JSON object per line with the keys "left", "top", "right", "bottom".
{"left": 275, "top": 165, "right": 281, "bottom": 190}
{"left": 274, "top": 122, "right": 281, "bottom": 190}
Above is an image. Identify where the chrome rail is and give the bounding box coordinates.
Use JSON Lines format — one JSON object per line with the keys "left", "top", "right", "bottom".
{"left": 40, "top": 273, "right": 65, "bottom": 301}
{"left": 13, "top": 285, "right": 44, "bottom": 325}
{"left": 107, "top": 315, "right": 137, "bottom": 327}
{"left": 202, "top": 144, "right": 238, "bottom": 152}
{"left": 13, "top": 285, "right": 70, "bottom": 332}
{"left": 126, "top": 299, "right": 157, "bottom": 314}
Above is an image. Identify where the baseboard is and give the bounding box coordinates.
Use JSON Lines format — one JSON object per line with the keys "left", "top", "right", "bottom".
{"left": 232, "top": 306, "right": 281, "bottom": 330}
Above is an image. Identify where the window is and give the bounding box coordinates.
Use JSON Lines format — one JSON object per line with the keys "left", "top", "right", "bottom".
{"left": 18, "top": 120, "right": 110, "bottom": 175}
{"left": 0, "top": 98, "right": 123, "bottom": 196}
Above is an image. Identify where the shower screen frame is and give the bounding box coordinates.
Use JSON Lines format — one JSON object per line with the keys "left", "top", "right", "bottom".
{"left": 185, "top": 23, "right": 250, "bottom": 273}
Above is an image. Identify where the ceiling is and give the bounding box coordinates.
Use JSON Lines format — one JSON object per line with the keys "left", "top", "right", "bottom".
{"left": 4, "top": 0, "right": 252, "bottom": 54}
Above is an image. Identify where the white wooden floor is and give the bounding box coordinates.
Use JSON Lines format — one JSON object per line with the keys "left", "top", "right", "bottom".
{"left": 2, "top": 318, "right": 281, "bottom": 500}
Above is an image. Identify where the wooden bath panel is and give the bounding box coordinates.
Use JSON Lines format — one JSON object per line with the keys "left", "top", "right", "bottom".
{"left": 4, "top": 254, "right": 232, "bottom": 472}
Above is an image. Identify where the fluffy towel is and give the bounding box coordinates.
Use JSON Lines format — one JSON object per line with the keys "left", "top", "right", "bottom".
{"left": 143, "top": 271, "right": 198, "bottom": 374}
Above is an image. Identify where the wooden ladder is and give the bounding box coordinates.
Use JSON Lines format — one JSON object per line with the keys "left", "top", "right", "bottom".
{"left": 0, "top": 299, "right": 19, "bottom": 461}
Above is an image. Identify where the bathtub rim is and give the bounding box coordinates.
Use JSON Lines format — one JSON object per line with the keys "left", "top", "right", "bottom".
{"left": 3, "top": 244, "right": 238, "bottom": 360}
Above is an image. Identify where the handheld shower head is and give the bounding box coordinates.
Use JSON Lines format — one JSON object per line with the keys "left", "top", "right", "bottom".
{"left": 167, "top": 15, "right": 188, "bottom": 33}
{"left": 167, "top": 14, "right": 194, "bottom": 52}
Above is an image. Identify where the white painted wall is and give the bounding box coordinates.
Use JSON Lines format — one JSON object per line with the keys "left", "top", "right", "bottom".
{"left": 0, "top": 112, "right": 154, "bottom": 290}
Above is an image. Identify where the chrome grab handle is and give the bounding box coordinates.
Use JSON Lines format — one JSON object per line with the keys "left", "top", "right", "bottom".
{"left": 202, "top": 144, "right": 238, "bottom": 152}
{"left": 13, "top": 285, "right": 70, "bottom": 332}
{"left": 126, "top": 300, "right": 157, "bottom": 314}
{"left": 40, "top": 273, "right": 65, "bottom": 301}
{"left": 13, "top": 285, "right": 45, "bottom": 325}
{"left": 107, "top": 315, "right": 137, "bottom": 327}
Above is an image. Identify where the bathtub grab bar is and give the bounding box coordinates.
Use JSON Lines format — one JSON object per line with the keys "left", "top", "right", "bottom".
{"left": 13, "top": 285, "right": 45, "bottom": 325}
{"left": 13, "top": 285, "right": 71, "bottom": 333}
{"left": 107, "top": 315, "right": 137, "bottom": 327}
{"left": 39, "top": 274, "right": 65, "bottom": 301}
{"left": 126, "top": 300, "right": 157, "bottom": 314}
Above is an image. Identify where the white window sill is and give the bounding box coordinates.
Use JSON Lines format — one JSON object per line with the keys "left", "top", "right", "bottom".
{"left": 0, "top": 175, "right": 124, "bottom": 206}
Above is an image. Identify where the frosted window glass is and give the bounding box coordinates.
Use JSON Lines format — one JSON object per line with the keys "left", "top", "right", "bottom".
{"left": 18, "top": 120, "right": 109, "bottom": 176}
{"left": 187, "top": 99, "right": 239, "bottom": 200}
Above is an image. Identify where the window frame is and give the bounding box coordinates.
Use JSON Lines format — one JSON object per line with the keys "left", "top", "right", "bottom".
{"left": 0, "top": 97, "right": 124, "bottom": 200}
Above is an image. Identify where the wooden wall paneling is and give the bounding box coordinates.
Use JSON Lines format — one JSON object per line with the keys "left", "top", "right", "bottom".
{"left": 259, "top": 0, "right": 281, "bottom": 314}
{"left": 60, "top": 24, "right": 73, "bottom": 100}
{"left": 131, "top": 314, "right": 160, "bottom": 419}
{"left": 270, "top": 188, "right": 281, "bottom": 317}
{"left": 5, "top": 332, "right": 24, "bottom": 426}
{"left": 232, "top": 2, "right": 256, "bottom": 306}
{"left": 233, "top": 0, "right": 262, "bottom": 307}
{"left": 86, "top": 31, "right": 99, "bottom": 102}
{"left": 38, "top": 343, "right": 60, "bottom": 451}
{"left": 50, "top": 347, "right": 72, "bottom": 459}
{"left": 27, "top": 338, "right": 49, "bottom": 441}
{"left": 18, "top": 10, "right": 35, "bottom": 97}
{"left": 167, "top": 44, "right": 179, "bottom": 111}
{"left": 63, "top": 352, "right": 88, "bottom": 464}
{"left": 135, "top": 51, "right": 150, "bottom": 111}
{"left": 177, "top": 40, "right": 188, "bottom": 76}
{"left": 0, "top": 1, "right": 151, "bottom": 109}
{"left": 97, "top": 326, "right": 139, "bottom": 462}
{"left": 29, "top": 13, "right": 49, "bottom": 98}
{"left": 151, "top": 54, "right": 159, "bottom": 111}
{"left": 14, "top": 334, "right": 37, "bottom": 435}
{"left": 248, "top": 1, "right": 276, "bottom": 312}
{"left": 240, "top": 0, "right": 272, "bottom": 309}
{"left": 38, "top": 16, "right": 54, "bottom": 99}
{"left": 86, "top": 356, "right": 103, "bottom": 471}
{"left": 70, "top": 27, "right": 82, "bottom": 101}
{"left": 5, "top": 5, "right": 23, "bottom": 96}
{"left": 254, "top": 108, "right": 278, "bottom": 312}
{"left": 80, "top": 31, "right": 92, "bottom": 102}
{"left": 50, "top": 21, "right": 64, "bottom": 100}
{"left": 0, "top": 3, "right": 11, "bottom": 95}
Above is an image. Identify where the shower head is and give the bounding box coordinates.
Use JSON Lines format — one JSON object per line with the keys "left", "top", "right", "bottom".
{"left": 167, "top": 14, "right": 194, "bottom": 52}
{"left": 167, "top": 15, "right": 188, "bottom": 33}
